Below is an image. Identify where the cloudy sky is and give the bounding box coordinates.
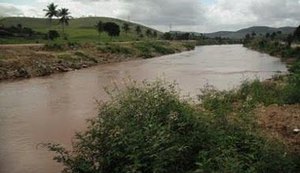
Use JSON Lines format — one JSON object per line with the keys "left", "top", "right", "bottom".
{"left": 0, "top": 0, "right": 299, "bottom": 32}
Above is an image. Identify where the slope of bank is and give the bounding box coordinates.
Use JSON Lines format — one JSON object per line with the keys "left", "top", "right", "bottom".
{"left": 244, "top": 39, "right": 300, "bottom": 154}
{"left": 0, "top": 41, "right": 195, "bottom": 81}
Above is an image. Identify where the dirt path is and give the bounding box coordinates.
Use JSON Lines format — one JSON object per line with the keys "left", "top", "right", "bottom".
{"left": 0, "top": 43, "right": 44, "bottom": 48}
{"left": 256, "top": 104, "right": 300, "bottom": 153}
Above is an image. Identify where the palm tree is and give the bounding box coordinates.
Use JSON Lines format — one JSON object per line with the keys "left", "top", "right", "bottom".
{"left": 44, "top": 3, "right": 58, "bottom": 41}
{"left": 58, "top": 8, "right": 71, "bottom": 39}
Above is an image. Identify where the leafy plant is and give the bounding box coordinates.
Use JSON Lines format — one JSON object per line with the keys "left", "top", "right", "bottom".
{"left": 44, "top": 80, "right": 299, "bottom": 173}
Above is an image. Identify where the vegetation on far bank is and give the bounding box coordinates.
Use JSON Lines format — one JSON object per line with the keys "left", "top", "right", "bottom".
{"left": 243, "top": 25, "right": 300, "bottom": 60}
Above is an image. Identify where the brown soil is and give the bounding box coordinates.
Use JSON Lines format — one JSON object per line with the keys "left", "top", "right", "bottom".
{"left": 0, "top": 42, "right": 193, "bottom": 81}
{"left": 0, "top": 44, "right": 126, "bottom": 81}
{"left": 256, "top": 104, "right": 300, "bottom": 153}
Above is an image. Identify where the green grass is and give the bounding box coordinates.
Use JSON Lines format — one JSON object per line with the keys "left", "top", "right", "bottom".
{"left": 0, "top": 17, "right": 162, "bottom": 44}
{"left": 44, "top": 79, "right": 300, "bottom": 173}
{"left": 95, "top": 41, "right": 195, "bottom": 58}
{"left": 244, "top": 38, "right": 300, "bottom": 60}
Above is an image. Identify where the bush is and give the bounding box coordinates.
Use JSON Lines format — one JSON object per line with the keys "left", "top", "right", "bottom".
{"left": 46, "top": 81, "right": 208, "bottom": 173}
{"left": 283, "top": 73, "right": 300, "bottom": 104}
{"left": 289, "top": 60, "right": 300, "bottom": 74}
{"left": 103, "top": 22, "right": 120, "bottom": 37}
{"left": 237, "top": 80, "right": 284, "bottom": 106}
{"left": 98, "top": 44, "right": 134, "bottom": 55}
{"left": 44, "top": 43, "right": 64, "bottom": 51}
{"left": 45, "top": 80, "right": 299, "bottom": 173}
{"left": 48, "top": 30, "right": 60, "bottom": 40}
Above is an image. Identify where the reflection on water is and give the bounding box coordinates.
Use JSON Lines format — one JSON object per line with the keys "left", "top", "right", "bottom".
{"left": 0, "top": 45, "right": 287, "bottom": 173}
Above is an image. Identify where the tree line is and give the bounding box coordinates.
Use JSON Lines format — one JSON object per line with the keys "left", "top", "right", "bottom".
{"left": 96, "top": 21, "right": 158, "bottom": 39}
{"left": 244, "top": 25, "right": 300, "bottom": 47}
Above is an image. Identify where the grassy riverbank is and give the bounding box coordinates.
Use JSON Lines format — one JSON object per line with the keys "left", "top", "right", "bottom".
{"left": 244, "top": 38, "right": 300, "bottom": 62}
{"left": 0, "top": 40, "right": 195, "bottom": 81}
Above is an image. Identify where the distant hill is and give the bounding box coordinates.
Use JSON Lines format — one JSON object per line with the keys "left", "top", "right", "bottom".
{"left": 204, "top": 26, "right": 296, "bottom": 39}
{"left": 0, "top": 17, "right": 161, "bottom": 34}
{"left": 0, "top": 17, "right": 162, "bottom": 43}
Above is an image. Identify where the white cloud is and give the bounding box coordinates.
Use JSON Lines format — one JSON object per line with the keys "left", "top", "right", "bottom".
{"left": 0, "top": 3, "right": 24, "bottom": 17}
{"left": 204, "top": 0, "right": 300, "bottom": 32}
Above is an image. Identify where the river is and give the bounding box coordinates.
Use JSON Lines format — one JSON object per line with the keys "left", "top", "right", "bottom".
{"left": 0, "top": 45, "right": 287, "bottom": 173}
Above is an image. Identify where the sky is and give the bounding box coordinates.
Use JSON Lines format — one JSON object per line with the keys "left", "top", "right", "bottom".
{"left": 0, "top": 0, "right": 299, "bottom": 33}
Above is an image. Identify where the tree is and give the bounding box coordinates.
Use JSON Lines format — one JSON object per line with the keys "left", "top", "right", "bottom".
{"left": 44, "top": 3, "right": 58, "bottom": 41}
{"left": 270, "top": 32, "right": 277, "bottom": 40}
{"left": 251, "top": 32, "right": 256, "bottom": 37}
{"left": 58, "top": 8, "right": 71, "bottom": 39}
{"left": 265, "top": 33, "right": 270, "bottom": 39}
{"left": 286, "top": 34, "right": 294, "bottom": 48}
{"left": 146, "top": 29, "right": 152, "bottom": 37}
{"left": 48, "top": 30, "right": 60, "bottom": 40}
{"left": 103, "top": 22, "right": 120, "bottom": 38}
{"left": 153, "top": 31, "right": 157, "bottom": 38}
{"left": 122, "top": 23, "right": 130, "bottom": 34}
{"left": 163, "top": 32, "right": 172, "bottom": 40}
{"left": 135, "top": 26, "right": 142, "bottom": 35}
{"left": 17, "top": 24, "right": 22, "bottom": 33}
{"left": 294, "top": 25, "right": 300, "bottom": 41}
{"left": 96, "top": 21, "right": 104, "bottom": 37}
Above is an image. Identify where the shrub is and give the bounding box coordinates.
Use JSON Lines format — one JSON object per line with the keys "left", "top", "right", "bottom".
{"left": 48, "top": 30, "right": 60, "bottom": 40}
{"left": 46, "top": 81, "right": 208, "bottom": 173}
{"left": 97, "top": 44, "right": 133, "bottom": 55}
{"left": 237, "top": 79, "right": 284, "bottom": 106}
{"left": 283, "top": 73, "right": 300, "bottom": 104}
{"left": 103, "top": 22, "right": 120, "bottom": 37}
{"left": 45, "top": 80, "right": 299, "bottom": 173}
{"left": 44, "top": 43, "right": 64, "bottom": 51}
{"left": 289, "top": 60, "right": 300, "bottom": 73}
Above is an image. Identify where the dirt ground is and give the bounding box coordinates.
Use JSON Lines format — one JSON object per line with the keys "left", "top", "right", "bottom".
{"left": 0, "top": 44, "right": 129, "bottom": 81}
{"left": 256, "top": 104, "right": 300, "bottom": 153}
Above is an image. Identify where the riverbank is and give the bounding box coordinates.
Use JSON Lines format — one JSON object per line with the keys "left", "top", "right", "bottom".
{"left": 0, "top": 40, "right": 195, "bottom": 81}
{"left": 244, "top": 39, "right": 300, "bottom": 154}
{"left": 244, "top": 38, "right": 300, "bottom": 64}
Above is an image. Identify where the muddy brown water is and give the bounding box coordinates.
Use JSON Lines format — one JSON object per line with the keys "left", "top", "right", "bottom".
{"left": 0, "top": 45, "right": 287, "bottom": 173}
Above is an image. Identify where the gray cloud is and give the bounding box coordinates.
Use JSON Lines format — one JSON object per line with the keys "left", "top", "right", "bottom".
{"left": 118, "top": 0, "right": 203, "bottom": 26}
{"left": 250, "top": 0, "right": 300, "bottom": 26}
{"left": 203, "top": 0, "right": 300, "bottom": 32}
{"left": 1, "top": 0, "right": 300, "bottom": 32}
{"left": 0, "top": 3, "right": 24, "bottom": 17}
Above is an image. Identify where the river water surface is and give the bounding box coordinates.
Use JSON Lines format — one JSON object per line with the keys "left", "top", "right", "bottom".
{"left": 0, "top": 45, "right": 287, "bottom": 173}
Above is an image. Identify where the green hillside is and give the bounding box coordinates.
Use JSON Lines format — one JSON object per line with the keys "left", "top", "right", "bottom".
{"left": 204, "top": 26, "right": 296, "bottom": 39}
{"left": 0, "top": 17, "right": 162, "bottom": 43}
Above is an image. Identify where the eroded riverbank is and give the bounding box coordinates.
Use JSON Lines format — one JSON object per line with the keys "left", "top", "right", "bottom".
{"left": 0, "top": 41, "right": 195, "bottom": 81}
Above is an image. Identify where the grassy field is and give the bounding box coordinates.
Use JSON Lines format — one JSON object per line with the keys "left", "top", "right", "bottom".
{"left": 0, "top": 17, "right": 162, "bottom": 44}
